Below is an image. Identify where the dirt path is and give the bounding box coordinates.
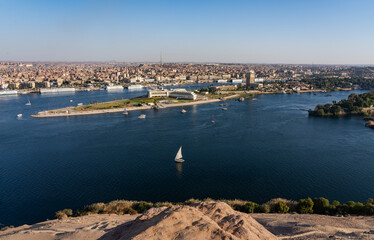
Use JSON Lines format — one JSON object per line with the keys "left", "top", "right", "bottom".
{"left": 252, "top": 213, "right": 374, "bottom": 239}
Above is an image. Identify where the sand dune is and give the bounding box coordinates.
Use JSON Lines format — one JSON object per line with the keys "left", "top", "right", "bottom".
{"left": 100, "top": 201, "right": 277, "bottom": 240}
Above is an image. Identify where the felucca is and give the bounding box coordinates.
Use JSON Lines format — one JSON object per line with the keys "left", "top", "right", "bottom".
{"left": 25, "top": 97, "right": 31, "bottom": 106}
{"left": 174, "top": 146, "right": 185, "bottom": 163}
{"left": 123, "top": 107, "right": 128, "bottom": 115}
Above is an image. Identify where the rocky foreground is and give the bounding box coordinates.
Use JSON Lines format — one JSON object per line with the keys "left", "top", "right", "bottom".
{"left": 1, "top": 202, "right": 374, "bottom": 240}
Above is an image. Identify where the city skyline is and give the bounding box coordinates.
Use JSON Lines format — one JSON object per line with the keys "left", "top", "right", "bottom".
{"left": 1, "top": 0, "right": 373, "bottom": 65}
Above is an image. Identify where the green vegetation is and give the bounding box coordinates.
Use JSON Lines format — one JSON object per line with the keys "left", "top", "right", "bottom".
{"left": 55, "top": 196, "right": 374, "bottom": 220}
{"left": 302, "top": 77, "right": 374, "bottom": 91}
{"left": 238, "top": 93, "right": 257, "bottom": 99}
{"left": 73, "top": 97, "right": 172, "bottom": 111}
{"left": 309, "top": 91, "right": 374, "bottom": 117}
{"left": 70, "top": 89, "right": 241, "bottom": 112}
{"left": 0, "top": 225, "right": 14, "bottom": 231}
{"left": 73, "top": 100, "right": 130, "bottom": 111}
{"left": 297, "top": 198, "right": 314, "bottom": 214}
{"left": 208, "top": 93, "right": 235, "bottom": 99}
{"left": 313, "top": 197, "right": 330, "bottom": 214}
{"left": 132, "top": 201, "right": 153, "bottom": 213}
{"left": 55, "top": 209, "right": 73, "bottom": 219}
{"left": 274, "top": 201, "right": 290, "bottom": 213}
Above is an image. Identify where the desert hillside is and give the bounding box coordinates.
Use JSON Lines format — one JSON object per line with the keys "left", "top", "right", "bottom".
{"left": 1, "top": 201, "right": 374, "bottom": 240}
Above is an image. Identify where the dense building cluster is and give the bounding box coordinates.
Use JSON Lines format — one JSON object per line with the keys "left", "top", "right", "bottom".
{"left": 0, "top": 61, "right": 373, "bottom": 90}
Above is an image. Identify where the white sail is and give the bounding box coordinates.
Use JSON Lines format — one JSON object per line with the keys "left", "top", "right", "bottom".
{"left": 175, "top": 146, "right": 183, "bottom": 160}
{"left": 25, "top": 97, "right": 31, "bottom": 106}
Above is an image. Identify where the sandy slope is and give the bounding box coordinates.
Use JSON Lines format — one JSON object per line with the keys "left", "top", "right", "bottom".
{"left": 2, "top": 202, "right": 374, "bottom": 240}
{"left": 0, "top": 214, "right": 137, "bottom": 240}
{"left": 100, "top": 202, "right": 277, "bottom": 240}
{"left": 252, "top": 213, "right": 374, "bottom": 239}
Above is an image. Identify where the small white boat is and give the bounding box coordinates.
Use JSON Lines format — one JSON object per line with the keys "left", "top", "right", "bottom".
{"left": 123, "top": 107, "right": 129, "bottom": 115}
{"left": 138, "top": 114, "right": 146, "bottom": 119}
{"left": 174, "top": 146, "right": 185, "bottom": 163}
{"left": 222, "top": 108, "right": 228, "bottom": 111}
{"left": 17, "top": 114, "right": 23, "bottom": 118}
{"left": 70, "top": 100, "right": 73, "bottom": 102}
{"left": 77, "top": 103, "right": 83, "bottom": 106}
{"left": 181, "top": 109, "right": 187, "bottom": 113}
{"left": 25, "top": 98, "right": 31, "bottom": 106}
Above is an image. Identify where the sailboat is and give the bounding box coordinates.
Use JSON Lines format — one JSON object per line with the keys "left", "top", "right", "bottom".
{"left": 211, "top": 115, "right": 215, "bottom": 124}
{"left": 25, "top": 97, "right": 31, "bottom": 106}
{"left": 123, "top": 107, "right": 128, "bottom": 115}
{"left": 174, "top": 146, "right": 185, "bottom": 163}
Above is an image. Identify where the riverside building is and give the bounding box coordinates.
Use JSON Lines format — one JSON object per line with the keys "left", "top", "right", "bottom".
{"left": 246, "top": 70, "right": 262, "bottom": 89}
{"left": 147, "top": 89, "right": 197, "bottom": 100}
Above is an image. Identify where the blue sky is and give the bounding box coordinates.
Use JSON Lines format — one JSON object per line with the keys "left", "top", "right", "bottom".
{"left": 0, "top": 0, "right": 373, "bottom": 64}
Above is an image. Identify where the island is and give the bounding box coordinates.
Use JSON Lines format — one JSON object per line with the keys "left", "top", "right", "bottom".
{"left": 308, "top": 91, "right": 374, "bottom": 129}
{"left": 31, "top": 87, "right": 258, "bottom": 118}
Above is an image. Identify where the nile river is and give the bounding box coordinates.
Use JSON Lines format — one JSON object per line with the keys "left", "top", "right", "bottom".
{"left": 1, "top": 87, "right": 374, "bottom": 226}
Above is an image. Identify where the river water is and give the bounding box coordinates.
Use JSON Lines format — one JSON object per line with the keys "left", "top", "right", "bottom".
{"left": 1, "top": 87, "right": 373, "bottom": 226}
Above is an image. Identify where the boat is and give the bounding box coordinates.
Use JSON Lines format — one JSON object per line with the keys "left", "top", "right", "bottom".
{"left": 138, "top": 114, "right": 146, "bottom": 119}
{"left": 70, "top": 100, "right": 73, "bottom": 102}
{"left": 181, "top": 108, "right": 187, "bottom": 113}
{"left": 40, "top": 88, "right": 76, "bottom": 94}
{"left": 123, "top": 107, "right": 129, "bottom": 115}
{"left": 17, "top": 114, "right": 22, "bottom": 118}
{"left": 77, "top": 103, "right": 83, "bottom": 106}
{"left": 0, "top": 90, "right": 18, "bottom": 95}
{"left": 127, "top": 85, "right": 144, "bottom": 90}
{"left": 25, "top": 98, "right": 31, "bottom": 106}
{"left": 106, "top": 85, "right": 124, "bottom": 91}
{"left": 211, "top": 115, "right": 215, "bottom": 124}
{"left": 219, "top": 103, "right": 227, "bottom": 107}
{"left": 238, "top": 97, "right": 245, "bottom": 102}
{"left": 222, "top": 108, "right": 228, "bottom": 111}
{"left": 174, "top": 146, "right": 185, "bottom": 163}
{"left": 281, "top": 91, "right": 286, "bottom": 94}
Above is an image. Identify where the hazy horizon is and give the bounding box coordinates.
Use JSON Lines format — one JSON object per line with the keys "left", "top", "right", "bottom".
{"left": 1, "top": 0, "right": 373, "bottom": 65}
